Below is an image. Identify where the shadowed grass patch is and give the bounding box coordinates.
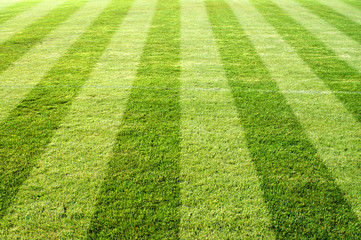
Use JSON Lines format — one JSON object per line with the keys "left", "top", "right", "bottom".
{"left": 206, "top": 0, "right": 361, "bottom": 238}
{"left": 0, "top": 0, "right": 134, "bottom": 219}
{"left": 88, "top": 0, "right": 181, "bottom": 238}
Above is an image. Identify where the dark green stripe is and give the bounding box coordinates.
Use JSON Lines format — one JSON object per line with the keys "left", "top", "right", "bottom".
{"left": 0, "top": 0, "right": 134, "bottom": 218}
{"left": 0, "top": 0, "right": 88, "bottom": 74}
{"left": 342, "top": 0, "right": 361, "bottom": 11}
{"left": 296, "top": 0, "right": 361, "bottom": 44}
{"left": 251, "top": 0, "right": 361, "bottom": 123}
{"left": 88, "top": 0, "right": 181, "bottom": 238}
{"left": 206, "top": 0, "right": 361, "bottom": 238}
{"left": 0, "top": 0, "right": 41, "bottom": 25}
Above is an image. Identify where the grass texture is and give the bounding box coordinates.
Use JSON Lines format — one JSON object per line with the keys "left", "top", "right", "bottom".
{"left": 0, "top": 0, "right": 87, "bottom": 74}
{"left": 88, "top": 0, "right": 181, "bottom": 238}
{"left": 0, "top": 0, "right": 360, "bottom": 238}
{"left": 0, "top": 0, "right": 41, "bottom": 26}
{"left": 0, "top": 0, "right": 64, "bottom": 44}
{"left": 296, "top": 0, "right": 361, "bottom": 44}
{"left": 180, "top": 0, "right": 274, "bottom": 238}
{"left": 206, "top": 0, "right": 361, "bottom": 238}
{"left": 342, "top": 0, "right": 361, "bottom": 10}
{"left": 0, "top": 0, "right": 133, "bottom": 219}
{"left": 253, "top": 0, "right": 361, "bottom": 124}
{"left": 0, "top": 0, "right": 156, "bottom": 238}
{"left": 230, "top": 0, "right": 361, "bottom": 223}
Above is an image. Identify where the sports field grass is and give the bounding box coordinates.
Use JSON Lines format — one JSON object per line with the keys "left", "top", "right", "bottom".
{"left": 0, "top": 0, "right": 360, "bottom": 238}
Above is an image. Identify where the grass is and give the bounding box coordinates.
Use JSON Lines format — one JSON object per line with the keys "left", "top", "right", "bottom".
{"left": 296, "top": 0, "right": 361, "bottom": 44}
{"left": 87, "top": 0, "right": 181, "bottom": 238}
{"left": 229, "top": 0, "right": 361, "bottom": 223}
{"left": 342, "top": 0, "right": 361, "bottom": 10}
{"left": 252, "top": 0, "right": 361, "bottom": 124}
{"left": 0, "top": 0, "right": 87, "bottom": 74}
{"left": 0, "top": 0, "right": 361, "bottom": 238}
{"left": 0, "top": 0, "right": 133, "bottom": 219}
{"left": 316, "top": 0, "right": 361, "bottom": 26}
{"left": 206, "top": 0, "right": 361, "bottom": 238}
{"left": 0, "top": 0, "right": 41, "bottom": 26}
{"left": 0, "top": 0, "right": 156, "bottom": 238}
{"left": 180, "top": 0, "right": 274, "bottom": 238}
{"left": 0, "top": 0, "right": 64, "bottom": 44}
{"left": 0, "top": 0, "right": 114, "bottom": 123}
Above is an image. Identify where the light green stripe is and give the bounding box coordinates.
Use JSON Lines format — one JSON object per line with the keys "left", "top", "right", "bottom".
{"left": 180, "top": 0, "right": 274, "bottom": 238}
{"left": 0, "top": 0, "right": 106, "bottom": 122}
{"left": 272, "top": 0, "right": 361, "bottom": 74}
{"left": 229, "top": 0, "right": 361, "bottom": 219}
{"left": 0, "top": 0, "right": 22, "bottom": 11}
{"left": 0, "top": 0, "right": 156, "bottom": 238}
{"left": 0, "top": 0, "right": 64, "bottom": 44}
{"left": 317, "top": 0, "right": 361, "bottom": 25}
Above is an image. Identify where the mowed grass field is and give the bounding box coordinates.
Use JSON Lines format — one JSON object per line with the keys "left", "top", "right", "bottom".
{"left": 0, "top": 0, "right": 361, "bottom": 238}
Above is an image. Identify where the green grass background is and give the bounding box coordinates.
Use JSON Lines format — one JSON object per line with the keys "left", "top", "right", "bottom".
{"left": 0, "top": 0, "right": 360, "bottom": 238}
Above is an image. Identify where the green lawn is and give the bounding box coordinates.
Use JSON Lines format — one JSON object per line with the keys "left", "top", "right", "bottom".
{"left": 0, "top": 0, "right": 360, "bottom": 238}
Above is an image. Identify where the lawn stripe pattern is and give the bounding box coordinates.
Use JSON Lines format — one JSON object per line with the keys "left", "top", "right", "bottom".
{"left": 0, "top": 0, "right": 64, "bottom": 44}
{"left": 317, "top": 0, "right": 361, "bottom": 25}
{"left": 206, "top": 0, "right": 361, "bottom": 238}
{"left": 296, "top": 0, "right": 361, "bottom": 44}
{"left": 0, "top": 0, "right": 22, "bottom": 12}
{"left": 254, "top": 0, "right": 361, "bottom": 124}
{"left": 230, "top": 0, "right": 361, "bottom": 221}
{"left": 342, "top": 0, "right": 361, "bottom": 11}
{"left": 0, "top": 0, "right": 88, "bottom": 75}
{"left": 0, "top": 0, "right": 156, "bottom": 237}
{"left": 0, "top": 0, "right": 134, "bottom": 219}
{"left": 0, "top": 0, "right": 109, "bottom": 122}
{"left": 0, "top": 0, "right": 42, "bottom": 26}
{"left": 271, "top": 0, "right": 361, "bottom": 74}
{"left": 0, "top": 0, "right": 360, "bottom": 237}
{"left": 180, "top": 0, "right": 274, "bottom": 238}
{"left": 88, "top": 0, "right": 182, "bottom": 238}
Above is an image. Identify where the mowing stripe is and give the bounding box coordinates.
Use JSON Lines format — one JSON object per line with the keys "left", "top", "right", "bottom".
{"left": 317, "top": 0, "right": 361, "bottom": 25}
{"left": 342, "top": 0, "right": 361, "bottom": 11}
{"left": 295, "top": 0, "right": 361, "bottom": 45}
{"left": 0, "top": 0, "right": 88, "bottom": 75}
{"left": 230, "top": 0, "right": 361, "bottom": 222}
{"left": 271, "top": 0, "right": 361, "bottom": 75}
{"left": 252, "top": 0, "right": 361, "bottom": 124}
{"left": 206, "top": 0, "right": 361, "bottom": 238}
{"left": 0, "top": 0, "right": 156, "bottom": 238}
{"left": 0, "top": 0, "right": 64, "bottom": 44}
{"left": 0, "top": 0, "right": 42, "bottom": 26}
{"left": 0, "top": 0, "right": 22, "bottom": 11}
{"left": 5, "top": 84, "right": 361, "bottom": 96}
{"left": 88, "top": 0, "right": 181, "bottom": 238}
{"left": 0, "top": 0, "right": 107, "bottom": 121}
{"left": 0, "top": 0, "right": 134, "bottom": 220}
{"left": 180, "top": 0, "right": 274, "bottom": 238}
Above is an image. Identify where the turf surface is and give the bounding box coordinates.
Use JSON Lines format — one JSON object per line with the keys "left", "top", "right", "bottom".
{"left": 206, "top": 0, "right": 361, "bottom": 238}
{"left": 0, "top": 0, "right": 360, "bottom": 238}
{"left": 296, "top": 0, "right": 361, "bottom": 44}
{"left": 88, "top": 0, "right": 181, "bottom": 237}
{"left": 0, "top": 0, "right": 41, "bottom": 26}
{"left": 0, "top": 0, "right": 87, "bottom": 74}
{"left": 253, "top": 0, "right": 361, "bottom": 124}
{"left": 0, "top": 0, "right": 132, "bottom": 219}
